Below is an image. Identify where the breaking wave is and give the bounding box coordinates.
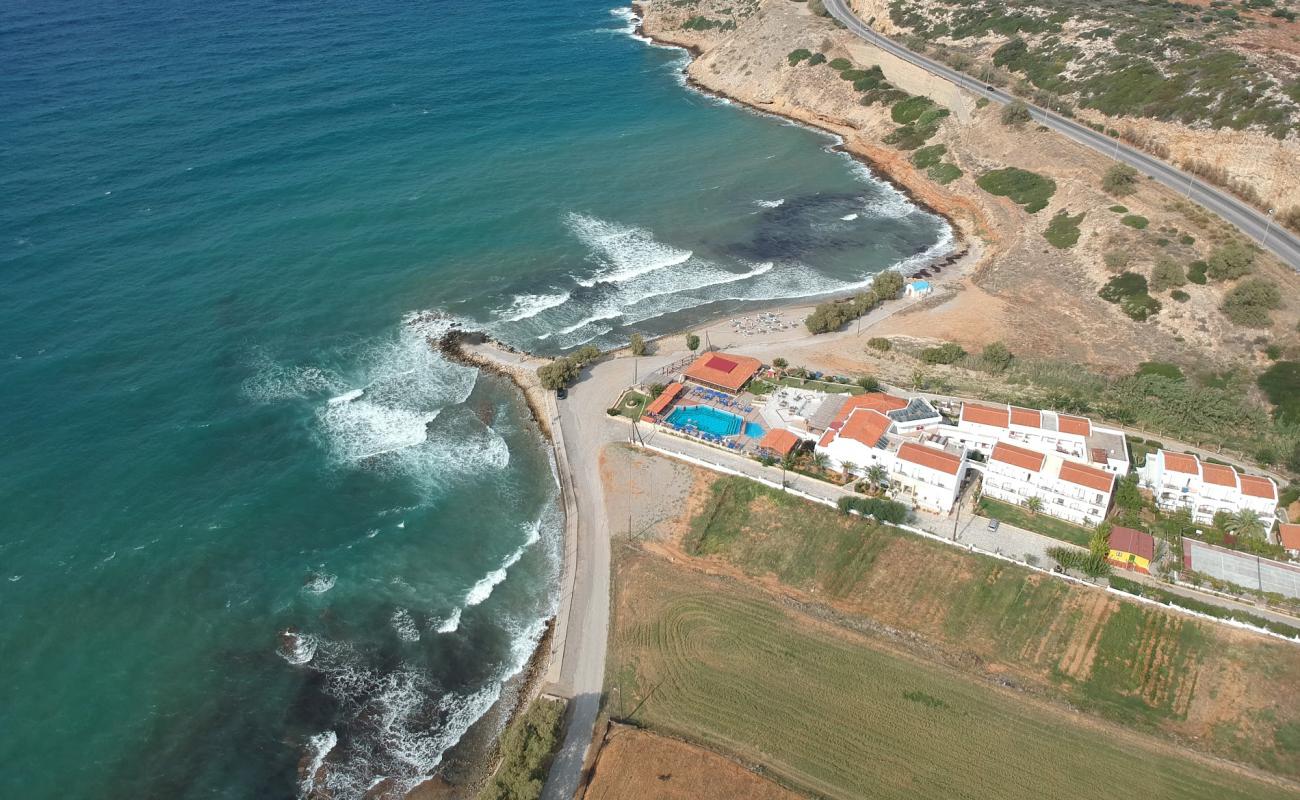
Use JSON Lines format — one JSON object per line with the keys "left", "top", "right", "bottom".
{"left": 303, "top": 571, "right": 336, "bottom": 595}
{"left": 567, "top": 213, "right": 694, "bottom": 287}
{"left": 391, "top": 608, "right": 421, "bottom": 643}
{"left": 497, "top": 291, "right": 571, "bottom": 322}
{"left": 755, "top": 198, "right": 785, "bottom": 208}
{"left": 434, "top": 608, "right": 462, "bottom": 635}
{"left": 464, "top": 518, "right": 544, "bottom": 608}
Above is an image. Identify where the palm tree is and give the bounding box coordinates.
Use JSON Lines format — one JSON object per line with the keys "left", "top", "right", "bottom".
{"left": 781, "top": 452, "right": 797, "bottom": 488}
{"left": 811, "top": 452, "right": 830, "bottom": 473}
{"left": 1227, "top": 509, "right": 1267, "bottom": 544}
{"left": 866, "top": 464, "right": 888, "bottom": 488}
{"left": 1023, "top": 496, "right": 1044, "bottom": 515}
{"left": 839, "top": 460, "right": 858, "bottom": 481}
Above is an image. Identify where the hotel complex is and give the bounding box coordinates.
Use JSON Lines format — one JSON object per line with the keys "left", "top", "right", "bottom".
{"left": 1140, "top": 449, "right": 1279, "bottom": 528}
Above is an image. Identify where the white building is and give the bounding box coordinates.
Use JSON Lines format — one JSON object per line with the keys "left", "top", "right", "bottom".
{"left": 954, "top": 402, "right": 1130, "bottom": 475}
{"left": 982, "top": 441, "right": 1116, "bottom": 527}
{"left": 1140, "top": 449, "right": 1278, "bottom": 527}
{"left": 892, "top": 442, "right": 964, "bottom": 513}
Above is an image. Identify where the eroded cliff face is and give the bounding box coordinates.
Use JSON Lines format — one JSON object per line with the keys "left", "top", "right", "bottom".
{"left": 637, "top": 0, "right": 1300, "bottom": 370}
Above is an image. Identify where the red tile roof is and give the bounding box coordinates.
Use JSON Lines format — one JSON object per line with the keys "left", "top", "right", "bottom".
{"left": 1200, "top": 463, "right": 1238, "bottom": 488}
{"left": 643, "top": 382, "right": 683, "bottom": 417}
{"left": 897, "top": 442, "right": 962, "bottom": 475}
{"left": 839, "top": 409, "right": 892, "bottom": 448}
{"left": 1238, "top": 474, "right": 1277, "bottom": 500}
{"left": 830, "top": 392, "right": 909, "bottom": 427}
{"left": 1161, "top": 451, "right": 1200, "bottom": 475}
{"left": 1057, "top": 414, "right": 1092, "bottom": 437}
{"left": 1009, "top": 406, "right": 1041, "bottom": 428}
{"left": 1109, "top": 526, "right": 1156, "bottom": 561}
{"left": 1058, "top": 460, "right": 1115, "bottom": 494}
{"left": 683, "top": 352, "right": 762, "bottom": 393}
{"left": 990, "top": 441, "right": 1046, "bottom": 472}
{"left": 758, "top": 428, "right": 801, "bottom": 457}
{"left": 961, "top": 403, "right": 1009, "bottom": 428}
{"left": 1281, "top": 524, "right": 1300, "bottom": 551}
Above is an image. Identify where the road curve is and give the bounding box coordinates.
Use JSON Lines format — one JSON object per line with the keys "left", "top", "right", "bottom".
{"left": 823, "top": 0, "right": 1300, "bottom": 271}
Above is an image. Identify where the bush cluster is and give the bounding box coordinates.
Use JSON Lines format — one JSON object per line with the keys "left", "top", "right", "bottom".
{"left": 536, "top": 344, "right": 601, "bottom": 390}
{"left": 1101, "top": 164, "right": 1139, "bottom": 196}
{"left": 837, "top": 495, "right": 910, "bottom": 524}
{"left": 921, "top": 342, "right": 966, "bottom": 365}
{"left": 1046, "top": 545, "right": 1112, "bottom": 578}
{"left": 1098, "top": 272, "right": 1161, "bottom": 321}
{"left": 975, "top": 167, "right": 1056, "bottom": 213}
{"left": 1221, "top": 277, "right": 1282, "bottom": 327}
{"left": 479, "top": 699, "right": 565, "bottom": 800}
{"left": 1206, "top": 241, "right": 1254, "bottom": 280}
{"left": 1043, "top": 210, "right": 1084, "bottom": 249}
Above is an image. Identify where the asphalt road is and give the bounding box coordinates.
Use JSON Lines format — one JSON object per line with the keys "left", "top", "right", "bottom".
{"left": 823, "top": 0, "right": 1300, "bottom": 271}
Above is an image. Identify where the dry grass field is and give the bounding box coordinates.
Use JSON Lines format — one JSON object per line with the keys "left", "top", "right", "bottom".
{"left": 670, "top": 476, "right": 1300, "bottom": 778}
{"left": 608, "top": 551, "right": 1299, "bottom": 800}
{"left": 584, "top": 725, "right": 803, "bottom": 800}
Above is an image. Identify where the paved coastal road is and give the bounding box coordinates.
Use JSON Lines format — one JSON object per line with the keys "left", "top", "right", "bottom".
{"left": 823, "top": 0, "right": 1300, "bottom": 271}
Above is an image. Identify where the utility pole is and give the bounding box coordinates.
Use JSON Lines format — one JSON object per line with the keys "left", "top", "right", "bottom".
{"left": 1262, "top": 208, "right": 1276, "bottom": 249}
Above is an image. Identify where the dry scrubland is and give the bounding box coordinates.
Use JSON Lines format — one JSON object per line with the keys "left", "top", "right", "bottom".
{"left": 604, "top": 461, "right": 1300, "bottom": 799}
{"left": 642, "top": 0, "right": 1300, "bottom": 374}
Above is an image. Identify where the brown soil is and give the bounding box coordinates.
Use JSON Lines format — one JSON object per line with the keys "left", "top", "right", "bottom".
{"left": 584, "top": 725, "right": 806, "bottom": 800}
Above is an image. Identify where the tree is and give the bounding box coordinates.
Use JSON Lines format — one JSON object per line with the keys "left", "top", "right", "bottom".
{"left": 772, "top": 357, "right": 788, "bottom": 370}
{"left": 1089, "top": 524, "right": 1112, "bottom": 560}
{"left": 629, "top": 333, "right": 647, "bottom": 356}
{"left": 1114, "top": 475, "right": 1142, "bottom": 511}
{"left": 1148, "top": 258, "right": 1186, "bottom": 293}
{"left": 1000, "top": 99, "right": 1032, "bottom": 127}
{"left": 1227, "top": 509, "right": 1267, "bottom": 546}
{"left": 840, "top": 460, "right": 859, "bottom": 479}
{"left": 1221, "top": 277, "right": 1282, "bottom": 327}
{"left": 1206, "top": 241, "right": 1255, "bottom": 281}
{"left": 686, "top": 332, "right": 700, "bottom": 352}
{"left": 1102, "top": 163, "right": 1140, "bottom": 196}
{"left": 571, "top": 344, "right": 601, "bottom": 364}
{"left": 921, "top": 342, "right": 966, "bottom": 365}
{"left": 537, "top": 358, "right": 580, "bottom": 390}
{"left": 811, "top": 452, "right": 831, "bottom": 472}
{"left": 866, "top": 464, "right": 888, "bottom": 491}
{"left": 1023, "top": 496, "right": 1044, "bottom": 515}
{"left": 981, "top": 341, "right": 1013, "bottom": 372}
{"left": 867, "top": 337, "right": 892, "bottom": 352}
{"left": 872, "top": 270, "right": 905, "bottom": 300}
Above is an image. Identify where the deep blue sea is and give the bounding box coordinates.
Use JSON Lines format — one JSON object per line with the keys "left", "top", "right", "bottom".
{"left": 0, "top": 1, "right": 948, "bottom": 797}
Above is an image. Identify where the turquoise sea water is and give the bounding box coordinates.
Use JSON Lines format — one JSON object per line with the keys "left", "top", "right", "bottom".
{"left": 0, "top": 1, "right": 947, "bottom": 797}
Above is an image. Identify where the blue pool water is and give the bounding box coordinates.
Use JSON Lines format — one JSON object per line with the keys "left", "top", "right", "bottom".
{"left": 666, "top": 404, "right": 764, "bottom": 438}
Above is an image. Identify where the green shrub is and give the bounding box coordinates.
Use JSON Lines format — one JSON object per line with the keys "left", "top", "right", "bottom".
{"left": 838, "top": 495, "right": 910, "bottom": 523}
{"left": 1000, "top": 99, "right": 1033, "bottom": 126}
{"left": 1046, "top": 545, "right": 1112, "bottom": 578}
{"left": 872, "top": 270, "right": 905, "bottom": 300}
{"left": 921, "top": 342, "right": 966, "bottom": 365}
{"left": 1180, "top": 234, "right": 1195, "bottom": 245}
{"left": 1187, "top": 260, "right": 1208, "bottom": 284}
{"left": 788, "top": 49, "right": 813, "bottom": 66}
{"left": 911, "top": 144, "right": 947, "bottom": 168}
{"left": 928, "top": 163, "right": 962, "bottom": 184}
{"left": 1137, "top": 361, "right": 1183, "bottom": 381}
{"left": 1265, "top": 344, "right": 1282, "bottom": 360}
{"left": 1221, "top": 277, "right": 1282, "bottom": 327}
{"left": 1149, "top": 257, "right": 1186, "bottom": 292}
{"left": 1120, "top": 214, "right": 1148, "bottom": 229}
{"left": 892, "top": 95, "right": 935, "bottom": 123}
{"left": 975, "top": 167, "right": 1056, "bottom": 213}
{"left": 1099, "top": 272, "right": 1161, "bottom": 321}
{"left": 975, "top": 97, "right": 990, "bottom": 108}
{"left": 1259, "top": 361, "right": 1300, "bottom": 425}
{"left": 840, "top": 69, "right": 873, "bottom": 82}
{"left": 1108, "top": 205, "right": 1128, "bottom": 213}
{"left": 828, "top": 57, "right": 853, "bottom": 71}
{"left": 808, "top": 52, "right": 827, "bottom": 66}
{"left": 1102, "top": 163, "right": 1140, "bottom": 196}
{"left": 982, "top": 341, "right": 1013, "bottom": 371}
{"left": 480, "top": 698, "right": 565, "bottom": 800}
{"left": 629, "top": 333, "right": 647, "bottom": 356}
{"left": 1206, "top": 241, "right": 1255, "bottom": 280}
{"left": 1043, "top": 210, "right": 1084, "bottom": 248}
{"left": 867, "top": 337, "right": 892, "bottom": 352}
{"left": 1171, "top": 289, "right": 1190, "bottom": 302}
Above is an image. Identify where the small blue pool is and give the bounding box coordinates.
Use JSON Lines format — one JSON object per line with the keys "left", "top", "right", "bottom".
{"left": 666, "top": 405, "right": 764, "bottom": 438}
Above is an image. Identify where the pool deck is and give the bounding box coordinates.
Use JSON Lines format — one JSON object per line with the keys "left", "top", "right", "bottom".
{"left": 644, "top": 383, "right": 767, "bottom": 453}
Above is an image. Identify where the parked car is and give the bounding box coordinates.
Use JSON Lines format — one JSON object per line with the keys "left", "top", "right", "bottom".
{"left": 987, "top": 518, "right": 1000, "bottom": 532}
{"left": 556, "top": 387, "right": 568, "bottom": 400}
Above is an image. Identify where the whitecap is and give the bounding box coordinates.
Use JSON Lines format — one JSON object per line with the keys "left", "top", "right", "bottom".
{"left": 435, "top": 608, "right": 462, "bottom": 634}
{"left": 566, "top": 213, "right": 694, "bottom": 287}
{"left": 299, "top": 730, "right": 337, "bottom": 798}
{"left": 328, "top": 388, "right": 363, "bottom": 406}
{"left": 463, "top": 518, "right": 544, "bottom": 607}
{"left": 303, "top": 571, "right": 336, "bottom": 595}
{"left": 755, "top": 198, "right": 785, "bottom": 208}
{"left": 841, "top": 213, "right": 859, "bottom": 221}
{"left": 497, "top": 291, "right": 571, "bottom": 322}
{"left": 391, "top": 608, "right": 421, "bottom": 642}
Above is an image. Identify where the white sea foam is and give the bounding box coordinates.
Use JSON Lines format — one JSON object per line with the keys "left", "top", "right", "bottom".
{"left": 435, "top": 608, "right": 462, "bottom": 634}
{"left": 328, "top": 388, "right": 363, "bottom": 406}
{"left": 242, "top": 352, "right": 346, "bottom": 404}
{"left": 299, "top": 730, "right": 337, "bottom": 798}
{"left": 464, "top": 518, "right": 543, "bottom": 607}
{"left": 755, "top": 198, "right": 785, "bottom": 208}
{"left": 391, "top": 608, "right": 421, "bottom": 642}
{"left": 303, "top": 571, "right": 336, "bottom": 595}
{"left": 567, "top": 213, "right": 694, "bottom": 287}
{"left": 840, "top": 213, "right": 859, "bottom": 221}
{"left": 279, "top": 631, "right": 318, "bottom": 666}
{"left": 498, "top": 291, "right": 571, "bottom": 322}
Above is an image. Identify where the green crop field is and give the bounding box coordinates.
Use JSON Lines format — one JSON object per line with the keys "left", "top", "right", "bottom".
{"left": 609, "top": 553, "right": 1298, "bottom": 800}
{"left": 662, "top": 476, "right": 1300, "bottom": 779}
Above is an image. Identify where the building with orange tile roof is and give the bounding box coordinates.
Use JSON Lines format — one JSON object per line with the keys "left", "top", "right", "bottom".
{"left": 1140, "top": 450, "right": 1278, "bottom": 528}
{"left": 982, "top": 442, "right": 1117, "bottom": 527}
{"left": 954, "top": 401, "right": 1129, "bottom": 475}
{"left": 757, "top": 428, "right": 801, "bottom": 458}
{"left": 642, "top": 382, "right": 683, "bottom": 418}
{"left": 1107, "top": 527, "right": 1156, "bottom": 574}
{"left": 893, "top": 442, "right": 965, "bottom": 513}
{"left": 682, "top": 352, "right": 762, "bottom": 394}
{"left": 1280, "top": 524, "right": 1300, "bottom": 556}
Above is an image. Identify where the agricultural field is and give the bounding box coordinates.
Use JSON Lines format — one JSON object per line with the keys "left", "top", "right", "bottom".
{"left": 585, "top": 725, "right": 802, "bottom": 800}
{"left": 670, "top": 475, "right": 1300, "bottom": 779}
{"left": 608, "top": 550, "right": 1299, "bottom": 800}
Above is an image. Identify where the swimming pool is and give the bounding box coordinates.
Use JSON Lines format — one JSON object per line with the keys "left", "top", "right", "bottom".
{"left": 665, "top": 404, "right": 764, "bottom": 438}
